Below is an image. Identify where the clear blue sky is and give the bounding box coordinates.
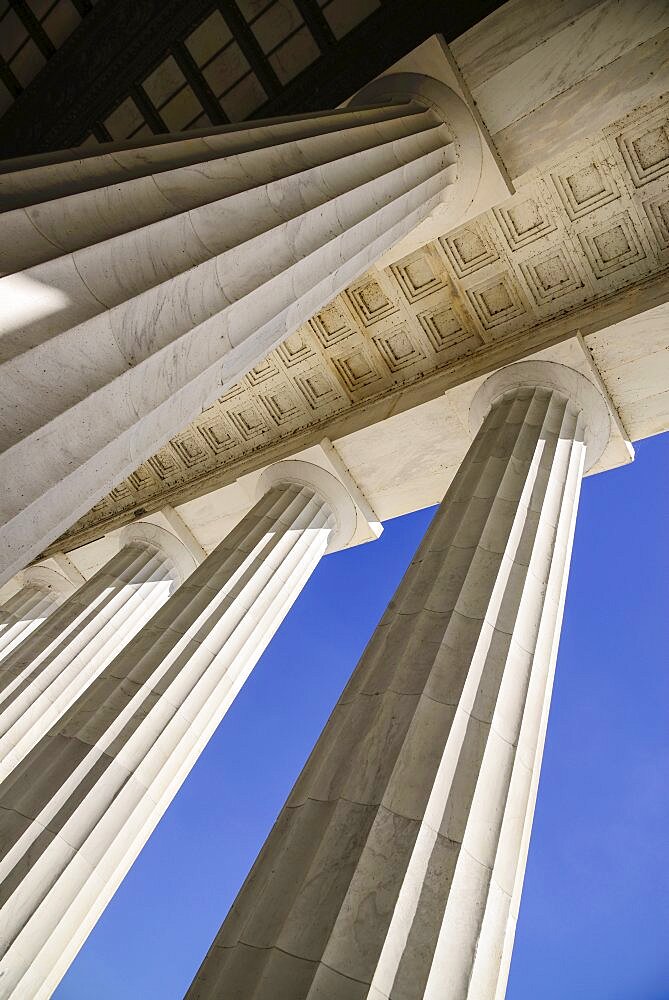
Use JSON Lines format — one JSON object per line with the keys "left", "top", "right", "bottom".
{"left": 55, "top": 432, "right": 669, "bottom": 1000}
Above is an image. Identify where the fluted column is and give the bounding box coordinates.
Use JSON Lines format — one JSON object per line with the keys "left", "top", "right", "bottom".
{"left": 0, "top": 566, "right": 75, "bottom": 662}
{"left": 0, "top": 72, "right": 482, "bottom": 586}
{"left": 187, "top": 360, "right": 611, "bottom": 1000}
{"left": 0, "top": 460, "right": 357, "bottom": 999}
{"left": 0, "top": 521, "right": 197, "bottom": 784}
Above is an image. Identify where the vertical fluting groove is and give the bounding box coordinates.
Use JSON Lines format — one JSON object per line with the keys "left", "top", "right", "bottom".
{"left": 0, "top": 587, "right": 61, "bottom": 662}
{"left": 0, "top": 545, "right": 163, "bottom": 701}
{"left": 320, "top": 392, "right": 571, "bottom": 996}
{"left": 0, "top": 101, "right": 430, "bottom": 221}
{"left": 0, "top": 478, "right": 337, "bottom": 999}
{"left": 421, "top": 393, "right": 578, "bottom": 1000}
{"left": 0, "top": 541, "right": 180, "bottom": 784}
{"left": 3, "top": 120, "right": 449, "bottom": 375}
{"left": 0, "top": 83, "right": 470, "bottom": 588}
{"left": 336, "top": 391, "right": 541, "bottom": 704}
{"left": 186, "top": 381, "right": 592, "bottom": 1000}
{"left": 0, "top": 543, "right": 153, "bottom": 696}
{"left": 485, "top": 414, "right": 587, "bottom": 1000}
{"left": 2, "top": 107, "right": 439, "bottom": 275}
{"left": 363, "top": 396, "right": 574, "bottom": 1000}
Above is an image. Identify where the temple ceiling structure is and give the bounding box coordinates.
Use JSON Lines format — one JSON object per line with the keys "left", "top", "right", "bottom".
{"left": 0, "top": 0, "right": 503, "bottom": 156}
{"left": 54, "top": 93, "right": 669, "bottom": 551}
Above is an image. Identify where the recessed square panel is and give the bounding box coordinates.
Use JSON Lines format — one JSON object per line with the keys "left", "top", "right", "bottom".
{"left": 644, "top": 194, "right": 669, "bottom": 252}
{"left": 258, "top": 386, "right": 305, "bottom": 426}
{"left": 578, "top": 213, "right": 647, "bottom": 279}
{"left": 345, "top": 277, "right": 398, "bottom": 327}
{"left": 418, "top": 307, "right": 482, "bottom": 360}
{"left": 495, "top": 194, "right": 557, "bottom": 251}
{"left": 440, "top": 221, "right": 499, "bottom": 278}
{"left": 309, "top": 302, "right": 354, "bottom": 348}
{"left": 373, "top": 326, "right": 426, "bottom": 373}
{"left": 196, "top": 413, "right": 240, "bottom": 455}
{"left": 551, "top": 158, "right": 620, "bottom": 221}
{"left": 332, "top": 348, "right": 383, "bottom": 394}
{"left": 246, "top": 357, "right": 281, "bottom": 386}
{"left": 147, "top": 449, "right": 181, "bottom": 481}
{"left": 618, "top": 113, "right": 669, "bottom": 187}
{"left": 294, "top": 370, "right": 345, "bottom": 411}
{"left": 227, "top": 404, "right": 269, "bottom": 442}
{"left": 127, "top": 465, "right": 156, "bottom": 493}
{"left": 391, "top": 251, "right": 445, "bottom": 303}
{"left": 520, "top": 247, "right": 585, "bottom": 306}
{"left": 109, "top": 482, "right": 132, "bottom": 502}
{"left": 170, "top": 431, "right": 207, "bottom": 469}
{"left": 276, "top": 329, "right": 314, "bottom": 367}
{"left": 466, "top": 273, "right": 529, "bottom": 332}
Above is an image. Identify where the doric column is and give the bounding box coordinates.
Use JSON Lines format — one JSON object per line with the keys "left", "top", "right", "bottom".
{"left": 0, "top": 460, "right": 356, "bottom": 999}
{"left": 186, "top": 360, "right": 610, "bottom": 1000}
{"left": 0, "top": 73, "right": 481, "bottom": 587}
{"left": 0, "top": 521, "right": 197, "bottom": 784}
{"left": 0, "top": 566, "right": 75, "bottom": 662}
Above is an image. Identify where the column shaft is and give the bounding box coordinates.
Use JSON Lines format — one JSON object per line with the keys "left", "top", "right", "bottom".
{"left": 0, "top": 567, "right": 75, "bottom": 661}
{"left": 0, "top": 466, "right": 353, "bottom": 999}
{"left": 0, "top": 525, "right": 195, "bottom": 784}
{"left": 186, "top": 364, "right": 607, "bottom": 1000}
{"left": 0, "top": 74, "right": 480, "bottom": 585}
{"left": 0, "top": 588, "right": 60, "bottom": 663}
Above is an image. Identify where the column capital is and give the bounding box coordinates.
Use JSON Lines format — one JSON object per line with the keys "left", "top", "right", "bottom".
{"left": 19, "top": 564, "right": 75, "bottom": 601}
{"left": 257, "top": 460, "right": 357, "bottom": 553}
{"left": 351, "top": 72, "right": 481, "bottom": 218}
{"left": 471, "top": 360, "right": 611, "bottom": 471}
{"left": 118, "top": 521, "right": 198, "bottom": 587}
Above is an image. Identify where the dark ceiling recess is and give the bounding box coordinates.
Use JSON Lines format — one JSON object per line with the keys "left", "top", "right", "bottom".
{"left": 0, "top": 0, "right": 505, "bottom": 160}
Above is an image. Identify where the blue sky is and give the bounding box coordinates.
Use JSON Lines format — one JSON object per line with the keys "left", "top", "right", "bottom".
{"left": 55, "top": 432, "right": 669, "bottom": 1000}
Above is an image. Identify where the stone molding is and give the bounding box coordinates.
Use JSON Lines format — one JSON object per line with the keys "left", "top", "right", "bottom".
{"left": 471, "top": 360, "right": 611, "bottom": 470}
{"left": 351, "top": 72, "right": 483, "bottom": 227}
{"left": 119, "top": 521, "right": 199, "bottom": 587}
{"left": 257, "top": 459, "right": 358, "bottom": 552}
{"left": 18, "top": 564, "right": 76, "bottom": 600}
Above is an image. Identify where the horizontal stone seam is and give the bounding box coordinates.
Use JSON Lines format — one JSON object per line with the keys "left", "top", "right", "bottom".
{"left": 390, "top": 606, "right": 545, "bottom": 651}
{"left": 214, "top": 938, "right": 376, "bottom": 991}
{"left": 283, "top": 778, "right": 524, "bottom": 833}
{"left": 337, "top": 687, "right": 532, "bottom": 746}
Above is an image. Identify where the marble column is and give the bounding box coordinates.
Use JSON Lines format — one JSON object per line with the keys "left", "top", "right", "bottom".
{"left": 0, "top": 566, "right": 75, "bottom": 662}
{"left": 186, "top": 360, "right": 611, "bottom": 1000}
{"left": 0, "top": 521, "right": 197, "bottom": 785}
{"left": 0, "top": 460, "right": 356, "bottom": 999}
{"left": 0, "top": 73, "right": 482, "bottom": 586}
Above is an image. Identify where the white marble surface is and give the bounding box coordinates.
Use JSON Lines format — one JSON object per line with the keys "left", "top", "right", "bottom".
{"left": 0, "top": 566, "right": 74, "bottom": 663}
{"left": 0, "top": 81, "right": 481, "bottom": 588}
{"left": 586, "top": 301, "right": 669, "bottom": 440}
{"left": 0, "top": 462, "right": 358, "bottom": 999}
{"left": 0, "top": 523, "right": 196, "bottom": 786}
{"left": 472, "top": 0, "right": 669, "bottom": 136}
{"left": 451, "top": 0, "right": 599, "bottom": 91}
{"left": 185, "top": 362, "right": 607, "bottom": 1000}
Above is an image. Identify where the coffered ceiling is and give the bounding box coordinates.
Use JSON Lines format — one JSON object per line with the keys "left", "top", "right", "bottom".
{"left": 52, "top": 91, "right": 669, "bottom": 553}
